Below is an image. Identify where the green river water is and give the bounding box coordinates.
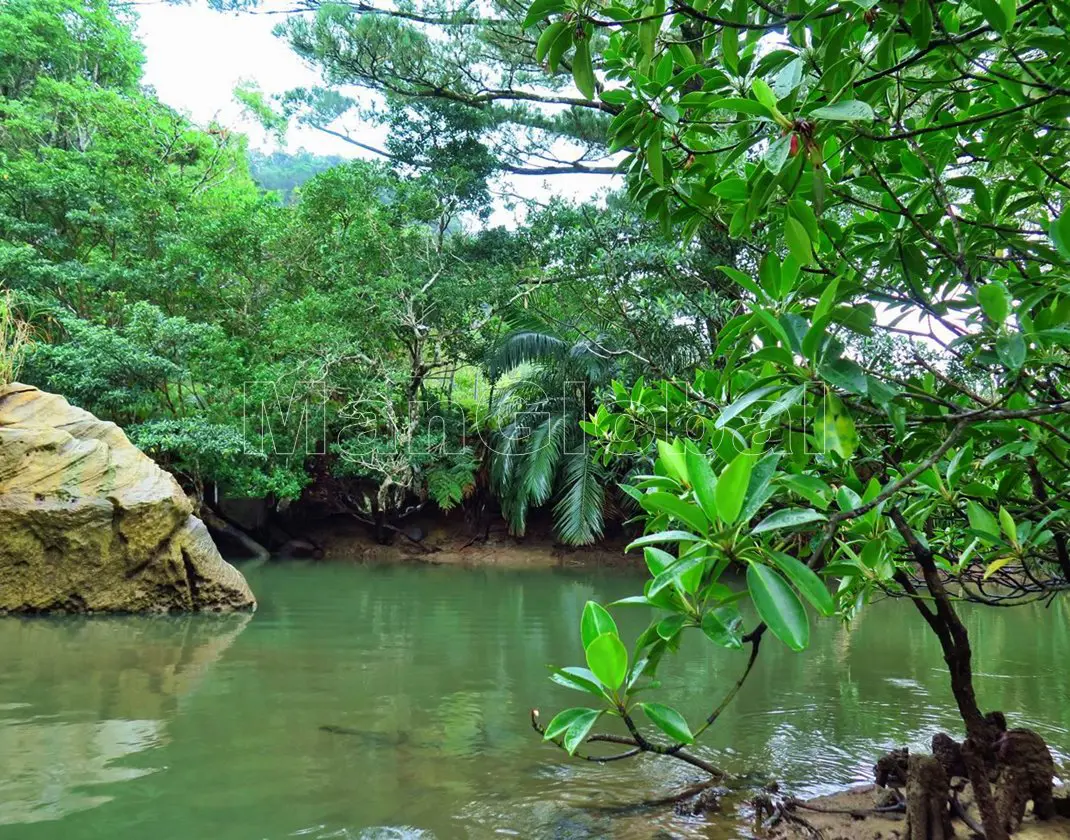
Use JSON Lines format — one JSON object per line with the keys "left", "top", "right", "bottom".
{"left": 0, "top": 561, "right": 1067, "bottom": 840}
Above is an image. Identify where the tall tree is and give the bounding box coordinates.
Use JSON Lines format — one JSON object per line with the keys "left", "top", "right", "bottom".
{"left": 241, "top": 0, "right": 623, "bottom": 175}
{"left": 523, "top": 0, "right": 1070, "bottom": 834}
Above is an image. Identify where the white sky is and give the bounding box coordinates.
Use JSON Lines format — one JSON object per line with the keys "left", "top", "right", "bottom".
{"left": 133, "top": 3, "right": 615, "bottom": 222}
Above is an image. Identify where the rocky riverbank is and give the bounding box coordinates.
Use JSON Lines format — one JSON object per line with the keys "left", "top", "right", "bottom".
{"left": 0, "top": 384, "right": 255, "bottom": 613}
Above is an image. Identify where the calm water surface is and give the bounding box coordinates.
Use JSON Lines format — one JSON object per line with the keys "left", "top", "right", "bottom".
{"left": 0, "top": 561, "right": 1067, "bottom": 840}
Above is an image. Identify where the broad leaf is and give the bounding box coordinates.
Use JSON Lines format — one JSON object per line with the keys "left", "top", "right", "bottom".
{"left": 769, "top": 551, "right": 835, "bottom": 616}
{"left": 716, "top": 452, "right": 755, "bottom": 524}
{"left": 810, "top": 100, "right": 875, "bottom": 121}
{"left": 585, "top": 632, "right": 628, "bottom": 691}
{"left": 581, "top": 601, "right": 618, "bottom": 649}
{"left": 752, "top": 507, "right": 827, "bottom": 534}
{"left": 640, "top": 702, "right": 694, "bottom": 743}
{"left": 747, "top": 564, "right": 810, "bottom": 651}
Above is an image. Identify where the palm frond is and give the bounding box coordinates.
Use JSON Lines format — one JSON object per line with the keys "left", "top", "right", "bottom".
{"left": 553, "top": 450, "right": 605, "bottom": 546}
{"left": 521, "top": 414, "right": 564, "bottom": 505}
{"left": 486, "top": 330, "right": 569, "bottom": 378}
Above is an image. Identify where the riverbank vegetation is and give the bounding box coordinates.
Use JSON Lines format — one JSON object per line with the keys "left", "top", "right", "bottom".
{"left": 3, "top": 0, "right": 1070, "bottom": 834}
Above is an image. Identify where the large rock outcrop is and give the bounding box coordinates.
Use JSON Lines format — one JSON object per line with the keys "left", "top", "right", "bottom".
{"left": 0, "top": 383, "right": 255, "bottom": 612}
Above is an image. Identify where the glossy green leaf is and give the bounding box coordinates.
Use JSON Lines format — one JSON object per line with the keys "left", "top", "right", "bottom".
{"left": 563, "top": 709, "right": 602, "bottom": 754}
{"left": 640, "top": 702, "right": 694, "bottom": 743}
{"left": 626, "top": 530, "right": 702, "bottom": 551}
{"left": 716, "top": 452, "right": 754, "bottom": 524}
{"left": 536, "top": 21, "right": 569, "bottom": 62}
{"left": 996, "top": 333, "right": 1026, "bottom": 370}
{"left": 657, "top": 438, "right": 690, "bottom": 485}
{"left": 815, "top": 393, "right": 858, "bottom": 459}
{"left": 773, "top": 57, "right": 804, "bottom": 98}
{"left": 523, "top": 0, "right": 567, "bottom": 28}
{"left": 701, "top": 605, "right": 744, "bottom": 648}
{"left": 544, "top": 706, "right": 596, "bottom": 740}
{"left": 967, "top": 500, "right": 1001, "bottom": 543}
{"left": 581, "top": 601, "right": 618, "bottom": 649}
{"left": 686, "top": 449, "right": 720, "bottom": 523}
{"left": 810, "top": 100, "right": 875, "bottom": 121}
{"left": 977, "top": 282, "right": 1011, "bottom": 325}
{"left": 572, "top": 37, "right": 595, "bottom": 99}
{"left": 747, "top": 564, "right": 809, "bottom": 651}
{"left": 785, "top": 216, "right": 812, "bottom": 264}
{"left": 585, "top": 632, "right": 628, "bottom": 691}
{"left": 640, "top": 492, "right": 709, "bottom": 533}
{"left": 752, "top": 508, "right": 827, "bottom": 534}
{"left": 550, "top": 666, "right": 606, "bottom": 698}
{"left": 765, "top": 134, "right": 791, "bottom": 175}
{"left": 769, "top": 551, "right": 835, "bottom": 616}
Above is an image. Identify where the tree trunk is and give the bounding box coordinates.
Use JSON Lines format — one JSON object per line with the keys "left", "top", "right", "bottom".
{"left": 891, "top": 509, "right": 1008, "bottom": 840}
{"left": 200, "top": 505, "right": 271, "bottom": 562}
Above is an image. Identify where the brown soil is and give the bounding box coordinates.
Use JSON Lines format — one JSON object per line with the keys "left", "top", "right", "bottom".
{"left": 301, "top": 513, "right": 637, "bottom": 569}
{"left": 769, "top": 784, "right": 1070, "bottom": 840}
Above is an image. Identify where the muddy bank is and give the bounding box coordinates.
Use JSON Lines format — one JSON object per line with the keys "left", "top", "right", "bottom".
{"left": 297, "top": 513, "right": 636, "bottom": 568}
{"left": 208, "top": 502, "right": 637, "bottom": 568}
{"left": 768, "top": 784, "right": 1070, "bottom": 840}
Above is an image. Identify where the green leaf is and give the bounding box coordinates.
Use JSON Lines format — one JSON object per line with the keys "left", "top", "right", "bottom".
{"left": 715, "top": 384, "right": 782, "bottom": 428}
{"left": 544, "top": 706, "right": 597, "bottom": 740}
{"left": 649, "top": 550, "right": 706, "bottom": 597}
{"left": 711, "top": 177, "right": 748, "bottom": 200}
{"left": 996, "top": 333, "right": 1026, "bottom": 370}
{"left": 747, "top": 564, "right": 809, "bottom": 651}
{"left": 626, "top": 530, "right": 702, "bottom": 551}
{"left": 751, "top": 78, "right": 778, "bottom": 111}
{"left": 550, "top": 666, "right": 606, "bottom": 698}
{"left": 785, "top": 216, "right": 813, "bottom": 264}
{"left": 810, "top": 100, "right": 875, "bottom": 121}
{"left": 760, "top": 383, "right": 806, "bottom": 425}
{"left": 643, "top": 546, "right": 675, "bottom": 576}
{"left": 536, "top": 21, "right": 569, "bottom": 61}
{"left": 819, "top": 357, "right": 868, "bottom": 395}
{"left": 701, "top": 605, "right": 744, "bottom": 648}
{"left": 765, "top": 134, "right": 791, "bottom": 175}
{"left": 686, "top": 449, "right": 719, "bottom": 522}
{"left": 815, "top": 392, "right": 858, "bottom": 458}
{"left": 716, "top": 452, "right": 755, "bottom": 524}
{"left": 752, "top": 508, "right": 827, "bottom": 534}
{"left": 646, "top": 131, "right": 665, "bottom": 184}
{"left": 708, "top": 97, "right": 773, "bottom": 117}
{"left": 977, "top": 282, "right": 1011, "bottom": 325}
{"left": 1053, "top": 206, "right": 1070, "bottom": 259}
{"left": 585, "top": 632, "right": 628, "bottom": 692}
{"left": 657, "top": 438, "right": 690, "bottom": 485}
{"left": 967, "top": 500, "right": 1001, "bottom": 544}
{"left": 639, "top": 702, "right": 695, "bottom": 744}
{"left": 773, "top": 57, "right": 804, "bottom": 98}
{"left": 523, "top": 0, "right": 567, "bottom": 28}
{"left": 572, "top": 37, "right": 595, "bottom": 99}
{"left": 999, "top": 506, "right": 1018, "bottom": 545}
{"left": 581, "top": 601, "right": 618, "bottom": 649}
{"left": 976, "top": 0, "right": 1010, "bottom": 33}
{"left": 656, "top": 613, "right": 688, "bottom": 640}
{"left": 563, "top": 710, "right": 602, "bottom": 754}
{"left": 769, "top": 551, "right": 835, "bottom": 616}
{"left": 640, "top": 492, "right": 709, "bottom": 533}
{"left": 983, "top": 555, "right": 1015, "bottom": 580}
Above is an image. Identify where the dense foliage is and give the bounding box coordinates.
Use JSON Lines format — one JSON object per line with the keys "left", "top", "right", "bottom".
{"left": 514, "top": 0, "right": 1070, "bottom": 833}
{"left": 5, "top": 0, "right": 1070, "bottom": 831}
{"left": 0, "top": 0, "right": 727, "bottom": 543}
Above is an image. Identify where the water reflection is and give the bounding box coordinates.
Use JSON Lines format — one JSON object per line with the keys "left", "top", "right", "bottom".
{"left": 0, "top": 615, "right": 249, "bottom": 826}
{"left": 0, "top": 563, "right": 1065, "bottom": 840}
